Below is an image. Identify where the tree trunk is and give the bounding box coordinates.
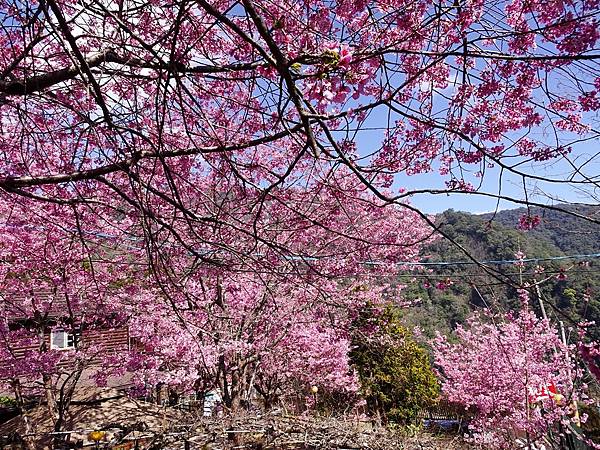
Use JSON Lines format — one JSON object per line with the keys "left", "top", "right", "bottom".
{"left": 11, "top": 380, "right": 36, "bottom": 450}
{"left": 52, "top": 368, "right": 83, "bottom": 448}
{"left": 42, "top": 374, "right": 58, "bottom": 424}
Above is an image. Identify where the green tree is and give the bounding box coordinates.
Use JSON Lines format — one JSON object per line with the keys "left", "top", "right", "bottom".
{"left": 350, "top": 306, "right": 439, "bottom": 424}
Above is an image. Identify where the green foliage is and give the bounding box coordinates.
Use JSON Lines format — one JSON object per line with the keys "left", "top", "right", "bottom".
{"left": 484, "top": 205, "right": 600, "bottom": 255}
{"left": 0, "top": 396, "right": 17, "bottom": 407}
{"left": 562, "top": 288, "right": 577, "bottom": 307}
{"left": 350, "top": 306, "right": 439, "bottom": 424}
{"left": 399, "top": 208, "right": 600, "bottom": 341}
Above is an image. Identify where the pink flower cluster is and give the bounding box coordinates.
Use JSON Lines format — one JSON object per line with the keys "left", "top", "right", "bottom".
{"left": 434, "top": 304, "right": 586, "bottom": 449}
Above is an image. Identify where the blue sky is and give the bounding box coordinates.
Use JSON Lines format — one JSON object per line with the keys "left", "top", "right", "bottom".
{"left": 396, "top": 140, "right": 600, "bottom": 214}
{"left": 349, "top": 91, "right": 600, "bottom": 215}
{"left": 351, "top": 126, "right": 600, "bottom": 214}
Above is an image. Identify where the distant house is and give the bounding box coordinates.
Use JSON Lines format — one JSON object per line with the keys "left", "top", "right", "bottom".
{"left": 6, "top": 326, "right": 131, "bottom": 362}
{"left": 0, "top": 290, "right": 131, "bottom": 384}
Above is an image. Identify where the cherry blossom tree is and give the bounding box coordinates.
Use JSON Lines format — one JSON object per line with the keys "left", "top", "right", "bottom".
{"left": 124, "top": 192, "right": 431, "bottom": 411}
{"left": 126, "top": 279, "right": 362, "bottom": 411}
{"left": 0, "top": 195, "right": 139, "bottom": 447}
{"left": 0, "top": 0, "right": 597, "bottom": 270}
{"left": 433, "top": 291, "right": 589, "bottom": 449}
{"left": 0, "top": 0, "right": 599, "bottom": 445}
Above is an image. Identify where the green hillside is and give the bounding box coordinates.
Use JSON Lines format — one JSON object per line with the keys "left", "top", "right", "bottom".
{"left": 482, "top": 204, "right": 600, "bottom": 254}
{"left": 399, "top": 207, "right": 600, "bottom": 341}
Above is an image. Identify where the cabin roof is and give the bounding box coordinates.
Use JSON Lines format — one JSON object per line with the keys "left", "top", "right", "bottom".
{"left": 2, "top": 290, "right": 107, "bottom": 322}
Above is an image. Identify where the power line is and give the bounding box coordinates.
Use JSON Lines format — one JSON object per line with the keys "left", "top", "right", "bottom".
{"left": 4, "top": 222, "right": 600, "bottom": 269}
{"left": 379, "top": 252, "right": 600, "bottom": 267}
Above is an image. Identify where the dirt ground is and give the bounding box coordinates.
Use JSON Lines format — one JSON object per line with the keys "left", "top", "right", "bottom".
{"left": 149, "top": 413, "right": 472, "bottom": 449}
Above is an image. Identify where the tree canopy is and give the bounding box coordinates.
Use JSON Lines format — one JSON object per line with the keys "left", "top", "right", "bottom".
{"left": 0, "top": 0, "right": 599, "bottom": 447}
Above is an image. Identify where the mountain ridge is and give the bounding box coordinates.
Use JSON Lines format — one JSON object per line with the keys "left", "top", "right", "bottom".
{"left": 399, "top": 204, "right": 600, "bottom": 340}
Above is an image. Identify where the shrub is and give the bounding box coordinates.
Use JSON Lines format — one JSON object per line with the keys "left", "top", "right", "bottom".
{"left": 350, "top": 306, "right": 439, "bottom": 423}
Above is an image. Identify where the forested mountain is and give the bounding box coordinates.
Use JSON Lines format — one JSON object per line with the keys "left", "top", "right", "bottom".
{"left": 482, "top": 204, "right": 600, "bottom": 255}
{"left": 399, "top": 206, "right": 600, "bottom": 341}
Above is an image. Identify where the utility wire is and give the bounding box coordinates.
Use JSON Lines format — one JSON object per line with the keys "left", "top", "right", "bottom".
{"left": 377, "top": 252, "right": 600, "bottom": 267}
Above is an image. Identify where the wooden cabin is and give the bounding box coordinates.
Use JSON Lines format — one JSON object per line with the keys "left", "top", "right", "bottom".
{"left": 0, "top": 290, "right": 131, "bottom": 372}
